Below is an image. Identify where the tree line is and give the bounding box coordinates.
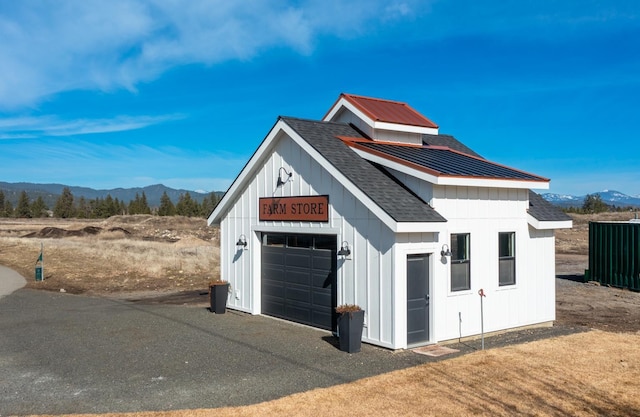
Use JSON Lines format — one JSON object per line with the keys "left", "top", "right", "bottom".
{"left": 0, "top": 187, "right": 220, "bottom": 219}
{"left": 563, "top": 193, "right": 639, "bottom": 214}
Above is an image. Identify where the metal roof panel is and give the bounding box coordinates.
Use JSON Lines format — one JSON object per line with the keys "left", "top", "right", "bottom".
{"left": 341, "top": 94, "right": 439, "bottom": 128}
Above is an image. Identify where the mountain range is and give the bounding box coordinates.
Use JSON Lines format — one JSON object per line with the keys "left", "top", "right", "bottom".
{"left": 2, "top": 181, "right": 639, "bottom": 210}
{"left": 0, "top": 182, "right": 222, "bottom": 208}
{"left": 541, "top": 190, "right": 640, "bottom": 208}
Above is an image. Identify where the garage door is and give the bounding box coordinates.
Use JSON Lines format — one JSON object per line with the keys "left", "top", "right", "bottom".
{"left": 261, "top": 233, "right": 337, "bottom": 331}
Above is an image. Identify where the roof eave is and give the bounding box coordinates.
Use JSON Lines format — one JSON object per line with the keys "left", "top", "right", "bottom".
{"left": 395, "top": 221, "right": 447, "bottom": 233}
{"left": 527, "top": 214, "right": 573, "bottom": 230}
{"left": 374, "top": 121, "right": 439, "bottom": 135}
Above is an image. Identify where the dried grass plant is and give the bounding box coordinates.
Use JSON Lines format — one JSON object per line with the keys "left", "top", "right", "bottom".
{"left": 0, "top": 217, "right": 219, "bottom": 294}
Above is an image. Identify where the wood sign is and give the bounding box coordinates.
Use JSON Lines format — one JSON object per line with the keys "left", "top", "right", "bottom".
{"left": 259, "top": 195, "right": 329, "bottom": 222}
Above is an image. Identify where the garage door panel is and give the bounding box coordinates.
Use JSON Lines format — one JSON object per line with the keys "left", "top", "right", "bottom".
{"left": 285, "top": 304, "right": 312, "bottom": 323}
{"left": 285, "top": 269, "right": 311, "bottom": 285}
{"left": 262, "top": 250, "right": 285, "bottom": 266}
{"left": 312, "top": 253, "right": 332, "bottom": 270}
{"left": 262, "top": 266, "right": 285, "bottom": 282}
{"left": 262, "top": 298, "right": 285, "bottom": 316}
{"left": 312, "top": 311, "right": 332, "bottom": 329}
{"left": 286, "top": 252, "right": 311, "bottom": 268}
{"left": 262, "top": 281, "right": 284, "bottom": 299}
{"left": 285, "top": 286, "right": 311, "bottom": 303}
{"left": 262, "top": 233, "right": 336, "bottom": 331}
{"left": 312, "top": 272, "right": 332, "bottom": 288}
{"left": 312, "top": 289, "right": 331, "bottom": 305}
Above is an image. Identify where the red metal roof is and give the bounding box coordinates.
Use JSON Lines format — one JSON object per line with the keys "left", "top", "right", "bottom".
{"left": 340, "top": 93, "right": 439, "bottom": 129}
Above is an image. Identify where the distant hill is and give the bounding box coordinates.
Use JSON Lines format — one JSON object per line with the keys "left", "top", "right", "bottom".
{"left": 542, "top": 190, "right": 640, "bottom": 208}
{"left": 0, "top": 182, "right": 224, "bottom": 208}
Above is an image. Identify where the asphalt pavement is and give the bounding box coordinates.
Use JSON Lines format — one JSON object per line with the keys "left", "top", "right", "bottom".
{"left": 0, "top": 266, "right": 582, "bottom": 416}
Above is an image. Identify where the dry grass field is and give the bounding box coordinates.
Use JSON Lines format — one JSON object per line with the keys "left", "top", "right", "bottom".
{"left": 0, "top": 215, "right": 219, "bottom": 297}
{"left": 2, "top": 212, "right": 640, "bottom": 416}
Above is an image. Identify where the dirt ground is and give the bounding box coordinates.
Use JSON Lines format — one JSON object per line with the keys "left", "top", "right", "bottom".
{"left": 4, "top": 213, "right": 640, "bottom": 417}
{"left": 2, "top": 212, "right": 640, "bottom": 333}
{"left": 0, "top": 215, "right": 219, "bottom": 296}
{"left": 554, "top": 211, "right": 640, "bottom": 333}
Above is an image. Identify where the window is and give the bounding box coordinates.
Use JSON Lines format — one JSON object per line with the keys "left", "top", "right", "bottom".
{"left": 450, "top": 233, "right": 470, "bottom": 291}
{"left": 499, "top": 232, "right": 516, "bottom": 286}
{"left": 287, "top": 234, "right": 313, "bottom": 248}
{"left": 264, "top": 234, "right": 286, "bottom": 246}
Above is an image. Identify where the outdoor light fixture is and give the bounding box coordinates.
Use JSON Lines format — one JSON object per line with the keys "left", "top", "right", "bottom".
{"left": 441, "top": 244, "right": 452, "bottom": 257}
{"left": 337, "top": 241, "right": 351, "bottom": 258}
{"left": 236, "top": 234, "right": 247, "bottom": 249}
{"left": 276, "top": 167, "right": 293, "bottom": 188}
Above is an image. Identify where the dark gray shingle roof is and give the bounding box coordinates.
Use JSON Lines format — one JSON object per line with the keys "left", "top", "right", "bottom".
{"left": 528, "top": 190, "right": 572, "bottom": 222}
{"left": 281, "top": 117, "right": 446, "bottom": 223}
{"left": 423, "top": 133, "right": 482, "bottom": 158}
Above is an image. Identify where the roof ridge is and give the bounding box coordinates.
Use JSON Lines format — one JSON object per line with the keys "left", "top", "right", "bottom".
{"left": 342, "top": 93, "right": 410, "bottom": 106}
{"left": 280, "top": 115, "right": 348, "bottom": 127}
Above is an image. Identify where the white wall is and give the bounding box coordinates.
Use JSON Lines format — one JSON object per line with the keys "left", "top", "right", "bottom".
{"left": 429, "top": 185, "right": 555, "bottom": 342}
{"left": 218, "top": 132, "right": 398, "bottom": 348}
{"left": 384, "top": 168, "right": 556, "bottom": 344}
{"left": 332, "top": 108, "right": 423, "bottom": 145}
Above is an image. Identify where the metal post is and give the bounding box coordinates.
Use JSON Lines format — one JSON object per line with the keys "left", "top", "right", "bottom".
{"left": 478, "top": 288, "right": 486, "bottom": 350}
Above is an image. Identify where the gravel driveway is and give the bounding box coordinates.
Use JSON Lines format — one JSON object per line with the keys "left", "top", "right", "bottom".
{"left": 0, "top": 283, "right": 581, "bottom": 416}
{"left": 0, "top": 288, "right": 436, "bottom": 415}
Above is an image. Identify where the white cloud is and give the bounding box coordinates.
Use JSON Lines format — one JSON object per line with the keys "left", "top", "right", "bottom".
{"left": 0, "top": 114, "right": 183, "bottom": 139}
{"left": 0, "top": 0, "right": 426, "bottom": 110}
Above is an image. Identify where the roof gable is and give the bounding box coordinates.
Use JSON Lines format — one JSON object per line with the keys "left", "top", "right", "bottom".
{"left": 323, "top": 93, "right": 439, "bottom": 138}
{"left": 208, "top": 117, "right": 447, "bottom": 231}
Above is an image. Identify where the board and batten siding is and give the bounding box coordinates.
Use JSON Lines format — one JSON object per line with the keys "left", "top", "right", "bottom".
{"left": 386, "top": 167, "right": 555, "bottom": 344}
{"left": 219, "top": 132, "right": 398, "bottom": 348}
{"left": 430, "top": 185, "right": 555, "bottom": 342}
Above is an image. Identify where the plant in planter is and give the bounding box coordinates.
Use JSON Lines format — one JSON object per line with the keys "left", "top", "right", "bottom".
{"left": 209, "top": 279, "right": 230, "bottom": 314}
{"left": 336, "top": 304, "right": 365, "bottom": 353}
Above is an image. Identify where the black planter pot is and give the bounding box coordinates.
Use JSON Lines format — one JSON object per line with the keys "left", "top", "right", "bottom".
{"left": 337, "top": 309, "right": 365, "bottom": 353}
{"left": 209, "top": 283, "right": 229, "bottom": 314}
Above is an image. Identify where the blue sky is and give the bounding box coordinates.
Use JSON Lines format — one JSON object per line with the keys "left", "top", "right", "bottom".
{"left": 0, "top": 1, "right": 638, "bottom": 196}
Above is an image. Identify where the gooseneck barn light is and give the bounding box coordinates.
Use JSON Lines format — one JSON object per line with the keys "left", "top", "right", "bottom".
{"left": 276, "top": 167, "right": 293, "bottom": 188}
{"left": 337, "top": 241, "right": 351, "bottom": 258}
{"left": 236, "top": 234, "right": 248, "bottom": 249}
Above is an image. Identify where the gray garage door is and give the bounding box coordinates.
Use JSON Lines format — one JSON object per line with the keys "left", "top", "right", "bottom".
{"left": 261, "top": 233, "right": 337, "bottom": 331}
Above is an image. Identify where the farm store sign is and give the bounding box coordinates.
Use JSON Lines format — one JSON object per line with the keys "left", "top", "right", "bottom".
{"left": 259, "top": 196, "right": 329, "bottom": 222}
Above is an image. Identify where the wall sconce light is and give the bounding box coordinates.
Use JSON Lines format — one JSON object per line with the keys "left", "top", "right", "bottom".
{"left": 236, "top": 234, "right": 247, "bottom": 249}
{"left": 337, "top": 241, "right": 351, "bottom": 258}
{"left": 276, "top": 167, "right": 293, "bottom": 188}
{"left": 441, "top": 244, "right": 452, "bottom": 257}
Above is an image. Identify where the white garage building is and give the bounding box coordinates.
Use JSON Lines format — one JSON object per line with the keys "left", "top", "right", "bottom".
{"left": 208, "top": 93, "right": 572, "bottom": 349}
